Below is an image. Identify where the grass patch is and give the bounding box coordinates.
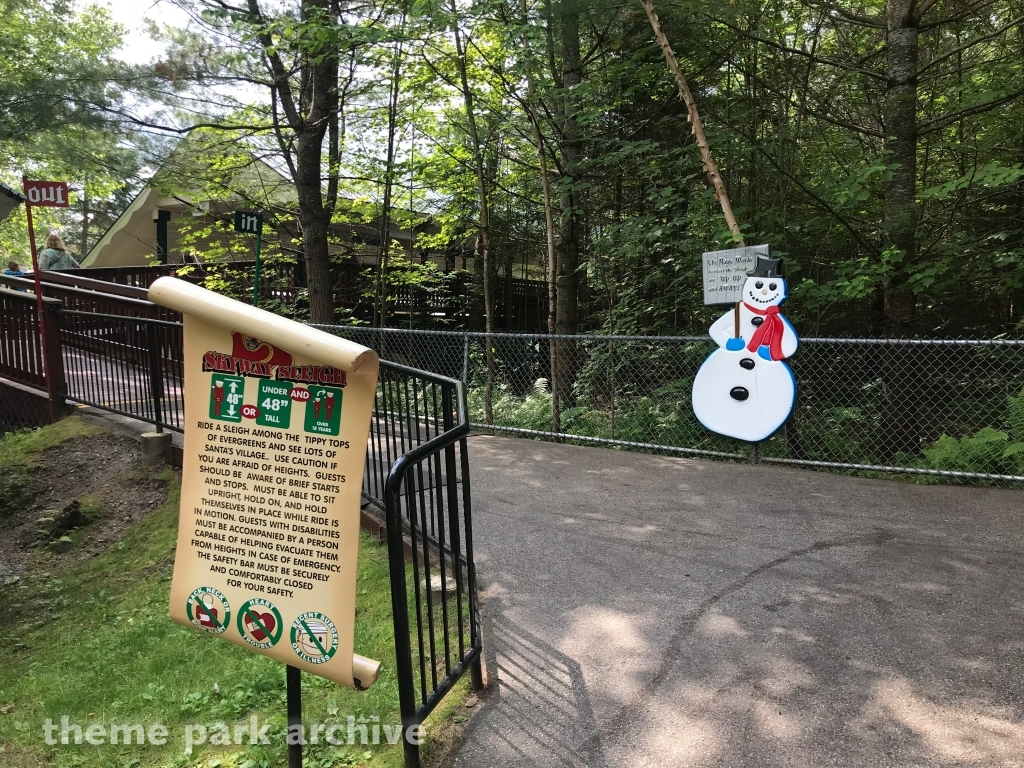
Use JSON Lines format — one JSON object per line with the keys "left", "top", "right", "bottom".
{"left": 0, "top": 420, "right": 474, "bottom": 768}
{"left": 0, "top": 419, "right": 99, "bottom": 519}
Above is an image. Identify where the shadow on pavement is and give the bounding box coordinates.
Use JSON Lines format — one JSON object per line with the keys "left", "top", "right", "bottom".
{"left": 457, "top": 604, "right": 608, "bottom": 768}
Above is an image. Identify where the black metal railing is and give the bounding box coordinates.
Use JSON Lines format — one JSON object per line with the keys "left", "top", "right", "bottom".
{"left": 59, "top": 311, "right": 185, "bottom": 432}
{"left": 364, "top": 362, "right": 482, "bottom": 768}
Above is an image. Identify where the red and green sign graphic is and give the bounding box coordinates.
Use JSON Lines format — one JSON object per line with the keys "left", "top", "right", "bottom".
{"left": 290, "top": 612, "right": 339, "bottom": 664}
{"left": 237, "top": 599, "right": 284, "bottom": 649}
{"left": 256, "top": 380, "right": 293, "bottom": 429}
{"left": 209, "top": 374, "right": 244, "bottom": 422}
{"left": 303, "top": 386, "right": 343, "bottom": 436}
{"left": 186, "top": 587, "right": 230, "bottom": 634}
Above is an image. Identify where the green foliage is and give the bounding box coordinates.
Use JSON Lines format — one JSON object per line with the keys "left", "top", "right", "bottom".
{"left": 6, "top": 0, "right": 1024, "bottom": 338}
{"left": 919, "top": 428, "right": 1021, "bottom": 476}
{"left": 0, "top": 0, "right": 127, "bottom": 141}
{"left": 917, "top": 387, "right": 1024, "bottom": 477}
{"left": 362, "top": 251, "right": 453, "bottom": 311}
{"left": 0, "top": 461, "right": 29, "bottom": 519}
{"left": 0, "top": 0, "right": 147, "bottom": 263}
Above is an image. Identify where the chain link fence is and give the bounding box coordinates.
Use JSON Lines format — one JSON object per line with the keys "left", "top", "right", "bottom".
{"left": 314, "top": 327, "right": 1024, "bottom": 485}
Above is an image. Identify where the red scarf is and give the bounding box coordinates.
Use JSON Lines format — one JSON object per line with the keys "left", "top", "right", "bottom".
{"left": 744, "top": 303, "right": 786, "bottom": 360}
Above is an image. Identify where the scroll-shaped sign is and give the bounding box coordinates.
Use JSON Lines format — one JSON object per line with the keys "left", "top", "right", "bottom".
{"left": 149, "top": 278, "right": 381, "bottom": 690}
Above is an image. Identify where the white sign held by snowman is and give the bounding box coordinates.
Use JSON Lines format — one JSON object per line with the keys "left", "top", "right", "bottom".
{"left": 692, "top": 252, "right": 799, "bottom": 442}
{"left": 701, "top": 244, "right": 770, "bottom": 305}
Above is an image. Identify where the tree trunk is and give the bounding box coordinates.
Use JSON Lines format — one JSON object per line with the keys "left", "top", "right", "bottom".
{"left": 450, "top": 0, "right": 494, "bottom": 424}
{"left": 296, "top": 133, "right": 334, "bottom": 324}
{"left": 881, "top": 0, "right": 921, "bottom": 455}
{"left": 641, "top": 0, "right": 746, "bottom": 336}
{"left": 80, "top": 183, "right": 90, "bottom": 258}
{"left": 374, "top": 31, "right": 405, "bottom": 328}
{"left": 641, "top": 0, "right": 744, "bottom": 243}
{"left": 468, "top": 238, "right": 485, "bottom": 331}
{"left": 883, "top": 0, "right": 919, "bottom": 338}
{"left": 554, "top": 0, "right": 582, "bottom": 410}
{"left": 517, "top": 0, "right": 561, "bottom": 433}
{"left": 250, "top": 0, "right": 340, "bottom": 326}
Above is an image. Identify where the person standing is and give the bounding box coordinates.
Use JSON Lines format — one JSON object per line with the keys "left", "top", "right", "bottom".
{"left": 38, "top": 234, "right": 80, "bottom": 270}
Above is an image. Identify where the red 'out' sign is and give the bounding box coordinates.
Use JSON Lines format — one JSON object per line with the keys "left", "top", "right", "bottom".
{"left": 23, "top": 179, "right": 70, "bottom": 208}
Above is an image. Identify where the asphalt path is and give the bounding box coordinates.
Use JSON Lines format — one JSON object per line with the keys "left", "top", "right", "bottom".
{"left": 453, "top": 435, "right": 1024, "bottom": 768}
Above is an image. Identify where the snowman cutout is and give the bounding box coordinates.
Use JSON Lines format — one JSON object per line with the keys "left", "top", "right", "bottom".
{"left": 691, "top": 255, "right": 798, "bottom": 442}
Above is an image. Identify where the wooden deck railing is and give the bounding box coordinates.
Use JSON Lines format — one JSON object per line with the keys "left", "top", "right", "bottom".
{"left": 0, "top": 287, "right": 66, "bottom": 419}
{"left": 74, "top": 261, "right": 547, "bottom": 330}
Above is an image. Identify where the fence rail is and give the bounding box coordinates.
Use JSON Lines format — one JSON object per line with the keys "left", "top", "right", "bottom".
{"left": 76, "top": 262, "right": 548, "bottom": 330}
{"left": 315, "top": 327, "right": 1024, "bottom": 485}
{"left": 1, "top": 288, "right": 49, "bottom": 389}
{"left": 366, "top": 362, "right": 481, "bottom": 765}
{"left": 60, "top": 311, "right": 185, "bottom": 432}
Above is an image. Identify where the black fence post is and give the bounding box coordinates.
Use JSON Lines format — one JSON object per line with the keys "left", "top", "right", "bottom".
{"left": 386, "top": 459, "right": 421, "bottom": 768}
{"left": 442, "top": 385, "right": 484, "bottom": 692}
{"left": 456, "top": 375, "right": 484, "bottom": 691}
{"left": 461, "top": 434, "right": 483, "bottom": 692}
{"left": 146, "top": 322, "right": 164, "bottom": 432}
{"left": 287, "top": 665, "right": 302, "bottom": 768}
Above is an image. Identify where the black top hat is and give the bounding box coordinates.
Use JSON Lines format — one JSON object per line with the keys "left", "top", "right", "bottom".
{"left": 749, "top": 255, "right": 781, "bottom": 278}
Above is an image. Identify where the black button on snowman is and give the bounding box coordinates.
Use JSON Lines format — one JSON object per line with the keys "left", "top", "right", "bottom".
{"left": 692, "top": 255, "right": 799, "bottom": 442}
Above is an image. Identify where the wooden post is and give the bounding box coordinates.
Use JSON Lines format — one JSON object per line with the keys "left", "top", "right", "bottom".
{"left": 22, "top": 180, "right": 65, "bottom": 419}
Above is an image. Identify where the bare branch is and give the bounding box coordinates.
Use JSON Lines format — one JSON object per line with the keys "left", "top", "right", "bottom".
{"left": 918, "top": 85, "right": 1024, "bottom": 134}
{"left": 919, "top": 0, "right": 998, "bottom": 29}
{"left": 708, "top": 15, "right": 888, "bottom": 81}
{"left": 918, "top": 14, "right": 1024, "bottom": 75}
{"left": 806, "top": 0, "right": 886, "bottom": 28}
{"left": 915, "top": 0, "right": 942, "bottom": 20}
{"left": 245, "top": 0, "right": 302, "bottom": 130}
{"left": 716, "top": 114, "right": 880, "bottom": 255}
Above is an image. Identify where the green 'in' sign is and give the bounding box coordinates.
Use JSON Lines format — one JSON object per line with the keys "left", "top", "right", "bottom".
{"left": 304, "top": 386, "right": 343, "bottom": 436}
{"left": 210, "top": 374, "right": 244, "bottom": 422}
{"left": 256, "top": 380, "right": 292, "bottom": 429}
{"left": 234, "top": 210, "right": 263, "bottom": 234}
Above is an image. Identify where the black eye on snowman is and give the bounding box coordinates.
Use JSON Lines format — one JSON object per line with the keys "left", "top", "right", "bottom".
{"left": 755, "top": 281, "right": 763, "bottom": 289}
{"left": 769, "top": 283, "right": 777, "bottom": 291}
